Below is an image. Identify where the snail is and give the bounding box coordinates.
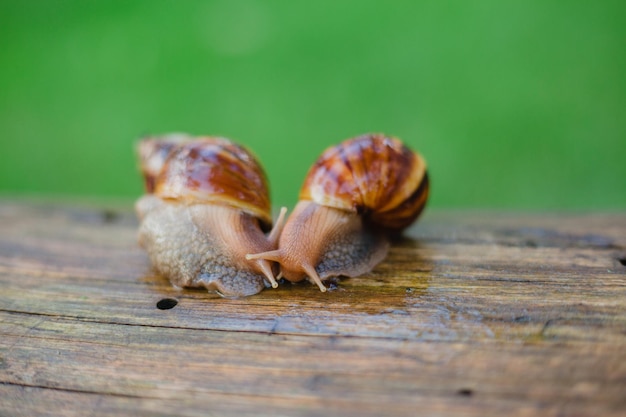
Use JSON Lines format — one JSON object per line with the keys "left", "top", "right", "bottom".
{"left": 135, "top": 133, "right": 286, "bottom": 297}
{"left": 246, "top": 133, "right": 429, "bottom": 292}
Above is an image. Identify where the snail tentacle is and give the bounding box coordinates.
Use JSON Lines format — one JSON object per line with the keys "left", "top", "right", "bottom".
{"left": 268, "top": 207, "right": 288, "bottom": 247}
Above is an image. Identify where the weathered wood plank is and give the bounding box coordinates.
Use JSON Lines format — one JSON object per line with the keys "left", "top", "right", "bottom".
{"left": 0, "top": 200, "right": 625, "bottom": 416}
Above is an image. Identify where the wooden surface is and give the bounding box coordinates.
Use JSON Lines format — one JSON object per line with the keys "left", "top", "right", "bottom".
{"left": 0, "top": 200, "right": 625, "bottom": 417}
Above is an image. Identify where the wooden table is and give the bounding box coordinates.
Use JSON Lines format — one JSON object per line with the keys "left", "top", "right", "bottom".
{"left": 1, "top": 200, "right": 625, "bottom": 416}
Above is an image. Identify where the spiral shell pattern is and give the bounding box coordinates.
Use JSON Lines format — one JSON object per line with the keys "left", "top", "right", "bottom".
{"left": 299, "top": 134, "right": 429, "bottom": 231}
{"left": 138, "top": 134, "right": 272, "bottom": 228}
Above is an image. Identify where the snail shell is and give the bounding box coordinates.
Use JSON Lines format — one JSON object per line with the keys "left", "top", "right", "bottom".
{"left": 247, "top": 133, "right": 429, "bottom": 292}
{"left": 135, "top": 134, "right": 285, "bottom": 297}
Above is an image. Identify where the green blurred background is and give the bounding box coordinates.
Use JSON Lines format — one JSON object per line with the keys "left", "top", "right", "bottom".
{"left": 1, "top": 0, "right": 624, "bottom": 209}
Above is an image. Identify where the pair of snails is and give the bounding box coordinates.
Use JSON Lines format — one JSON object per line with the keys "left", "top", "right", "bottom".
{"left": 135, "top": 133, "right": 429, "bottom": 297}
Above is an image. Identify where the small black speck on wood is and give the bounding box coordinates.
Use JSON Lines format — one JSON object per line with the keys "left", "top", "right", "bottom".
{"left": 457, "top": 388, "right": 474, "bottom": 397}
{"left": 156, "top": 298, "right": 178, "bottom": 310}
{"left": 0, "top": 200, "right": 625, "bottom": 417}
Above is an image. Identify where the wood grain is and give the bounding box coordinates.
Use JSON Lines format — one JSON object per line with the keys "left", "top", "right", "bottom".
{"left": 0, "top": 200, "right": 625, "bottom": 416}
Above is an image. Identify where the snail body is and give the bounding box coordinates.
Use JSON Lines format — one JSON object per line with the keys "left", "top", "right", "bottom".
{"left": 247, "top": 134, "right": 429, "bottom": 292}
{"left": 135, "top": 134, "right": 285, "bottom": 297}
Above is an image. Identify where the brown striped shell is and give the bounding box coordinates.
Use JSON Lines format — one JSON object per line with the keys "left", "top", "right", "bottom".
{"left": 300, "top": 134, "right": 429, "bottom": 231}
{"left": 138, "top": 134, "right": 272, "bottom": 229}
